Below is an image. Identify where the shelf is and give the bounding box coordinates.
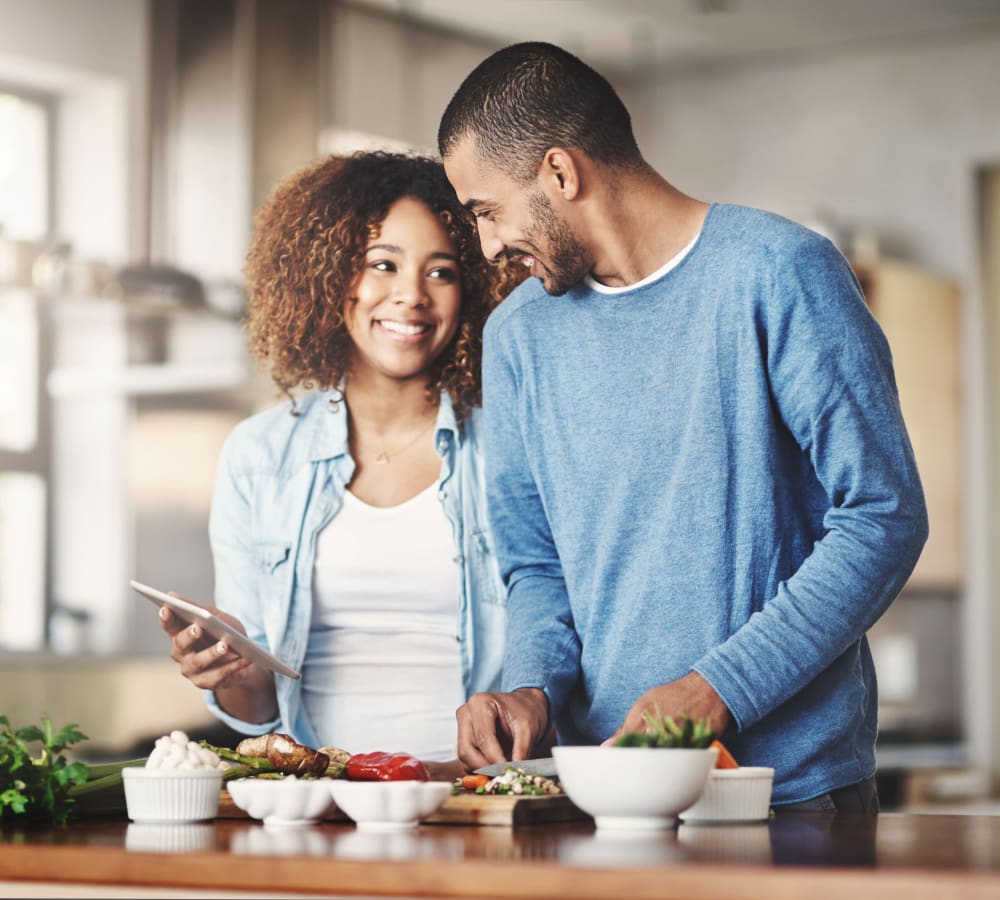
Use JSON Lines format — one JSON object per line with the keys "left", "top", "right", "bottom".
{"left": 876, "top": 742, "right": 969, "bottom": 771}
{"left": 46, "top": 362, "right": 249, "bottom": 397}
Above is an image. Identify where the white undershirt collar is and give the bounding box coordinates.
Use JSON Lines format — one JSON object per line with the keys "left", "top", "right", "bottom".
{"left": 584, "top": 231, "right": 699, "bottom": 295}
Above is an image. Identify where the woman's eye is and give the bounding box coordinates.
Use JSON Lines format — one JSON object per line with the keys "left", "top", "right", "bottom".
{"left": 428, "top": 267, "right": 458, "bottom": 283}
{"left": 369, "top": 259, "right": 396, "bottom": 273}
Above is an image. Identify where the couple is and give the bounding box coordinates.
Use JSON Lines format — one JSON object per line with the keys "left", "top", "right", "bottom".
{"left": 161, "top": 43, "right": 927, "bottom": 812}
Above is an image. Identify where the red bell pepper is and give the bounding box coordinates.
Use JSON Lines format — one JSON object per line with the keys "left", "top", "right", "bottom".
{"left": 345, "top": 751, "right": 430, "bottom": 782}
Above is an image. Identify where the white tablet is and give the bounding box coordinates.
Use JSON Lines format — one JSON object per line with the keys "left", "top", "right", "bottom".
{"left": 131, "top": 579, "right": 300, "bottom": 679}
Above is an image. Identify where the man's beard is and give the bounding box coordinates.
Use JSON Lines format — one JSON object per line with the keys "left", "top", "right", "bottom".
{"left": 526, "top": 190, "right": 589, "bottom": 296}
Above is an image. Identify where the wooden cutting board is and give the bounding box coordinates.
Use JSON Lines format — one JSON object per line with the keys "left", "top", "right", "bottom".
{"left": 217, "top": 787, "right": 588, "bottom": 827}
{"left": 426, "top": 794, "right": 589, "bottom": 825}
{"left": 424, "top": 791, "right": 586, "bottom": 826}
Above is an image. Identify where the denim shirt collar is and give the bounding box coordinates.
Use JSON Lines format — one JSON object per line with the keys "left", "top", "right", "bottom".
{"left": 305, "top": 388, "right": 461, "bottom": 464}
{"left": 306, "top": 391, "right": 351, "bottom": 463}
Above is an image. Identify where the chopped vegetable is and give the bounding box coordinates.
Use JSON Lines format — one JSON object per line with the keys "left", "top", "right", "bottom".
{"left": 345, "top": 751, "right": 429, "bottom": 782}
{"left": 451, "top": 766, "right": 561, "bottom": 797}
{"left": 459, "top": 773, "right": 491, "bottom": 791}
{"left": 711, "top": 739, "right": 739, "bottom": 768}
{"left": 613, "top": 712, "right": 716, "bottom": 749}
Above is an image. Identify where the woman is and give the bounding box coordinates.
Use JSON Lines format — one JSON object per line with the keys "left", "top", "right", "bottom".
{"left": 159, "top": 151, "right": 521, "bottom": 778}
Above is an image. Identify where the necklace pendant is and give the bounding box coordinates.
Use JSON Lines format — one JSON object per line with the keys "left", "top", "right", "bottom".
{"left": 375, "top": 451, "right": 390, "bottom": 464}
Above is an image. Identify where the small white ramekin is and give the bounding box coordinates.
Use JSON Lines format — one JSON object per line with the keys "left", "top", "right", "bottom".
{"left": 226, "top": 776, "right": 337, "bottom": 827}
{"left": 679, "top": 767, "right": 775, "bottom": 823}
{"left": 122, "top": 767, "right": 223, "bottom": 823}
{"left": 327, "top": 780, "right": 452, "bottom": 832}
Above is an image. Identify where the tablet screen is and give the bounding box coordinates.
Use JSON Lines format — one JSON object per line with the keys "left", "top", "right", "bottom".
{"left": 131, "top": 579, "right": 300, "bottom": 679}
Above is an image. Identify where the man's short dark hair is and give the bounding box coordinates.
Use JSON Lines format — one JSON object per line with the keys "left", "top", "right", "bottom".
{"left": 438, "top": 41, "right": 643, "bottom": 183}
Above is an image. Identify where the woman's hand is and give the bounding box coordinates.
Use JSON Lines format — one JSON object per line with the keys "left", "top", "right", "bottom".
{"left": 160, "top": 594, "right": 278, "bottom": 722}
{"left": 158, "top": 596, "right": 278, "bottom": 723}
{"left": 158, "top": 599, "right": 254, "bottom": 690}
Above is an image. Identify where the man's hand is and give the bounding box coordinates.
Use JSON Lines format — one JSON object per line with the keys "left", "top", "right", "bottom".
{"left": 455, "top": 688, "right": 548, "bottom": 771}
{"left": 602, "top": 671, "right": 732, "bottom": 745}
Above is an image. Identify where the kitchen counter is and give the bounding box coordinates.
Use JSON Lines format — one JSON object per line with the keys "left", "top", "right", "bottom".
{"left": 2, "top": 813, "right": 999, "bottom": 899}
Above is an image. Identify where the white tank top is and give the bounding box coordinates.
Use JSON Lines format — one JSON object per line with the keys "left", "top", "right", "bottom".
{"left": 302, "top": 482, "right": 463, "bottom": 761}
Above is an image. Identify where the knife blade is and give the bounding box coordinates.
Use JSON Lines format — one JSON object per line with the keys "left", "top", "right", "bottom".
{"left": 473, "top": 757, "right": 558, "bottom": 778}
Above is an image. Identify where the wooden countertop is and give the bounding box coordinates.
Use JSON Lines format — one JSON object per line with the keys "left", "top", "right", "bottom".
{"left": 2, "top": 812, "right": 999, "bottom": 899}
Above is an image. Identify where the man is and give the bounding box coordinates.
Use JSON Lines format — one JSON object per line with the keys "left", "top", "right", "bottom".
{"left": 438, "top": 42, "right": 928, "bottom": 811}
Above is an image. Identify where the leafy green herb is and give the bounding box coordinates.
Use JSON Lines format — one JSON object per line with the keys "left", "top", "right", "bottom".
{"left": 613, "top": 712, "right": 715, "bottom": 749}
{"left": 0, "top": 714, "right": 90, "bottom": 824}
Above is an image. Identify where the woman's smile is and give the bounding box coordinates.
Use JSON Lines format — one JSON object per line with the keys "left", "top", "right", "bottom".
{"left": 346, "top": 195, "right": 463, "bottom": 382}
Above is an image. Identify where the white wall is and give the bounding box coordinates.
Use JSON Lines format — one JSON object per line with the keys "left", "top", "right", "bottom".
{"left": 0, "top": 0, "right": 150, "bottom": 263}
{"left": 635, "top": 34, "right": 1000, "bottom": 281}
{"left": 324, "top": 5, "right": 504, "bottom": 154}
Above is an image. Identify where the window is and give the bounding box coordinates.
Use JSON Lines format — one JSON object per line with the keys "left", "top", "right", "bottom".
{"left": 0, "top": 87, "right": 51, "bottom": 650}
{"left": 0, "top": 90, "right": 50, "bottom": 242}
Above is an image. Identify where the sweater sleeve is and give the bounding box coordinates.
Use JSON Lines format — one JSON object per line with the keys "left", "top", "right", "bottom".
{"left": 482, "top": 314, "right": 582, "bottom": 718}
{"left": 694, "top": 237, "right": 929, "bottom": 730}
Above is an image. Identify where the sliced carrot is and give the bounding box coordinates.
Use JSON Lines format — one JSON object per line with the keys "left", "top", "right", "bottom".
{"left": 711, "top": 739, "right": 739, "bottom": 769}
{"left": 460, "top": 773, "right": 491, "bottom": 790}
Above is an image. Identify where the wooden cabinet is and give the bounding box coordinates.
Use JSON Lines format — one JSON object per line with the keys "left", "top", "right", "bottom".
{"left": 852, "top": 258, "right": 963, "bottom": 589}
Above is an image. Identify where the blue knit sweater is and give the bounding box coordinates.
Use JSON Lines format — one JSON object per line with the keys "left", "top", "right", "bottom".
{"left": 482, "top": 203, "right": 928, "bottom": 804}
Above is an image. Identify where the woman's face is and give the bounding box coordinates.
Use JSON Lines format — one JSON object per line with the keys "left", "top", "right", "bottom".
{"left": 345, "top": 196, "right": 463, "bottom": 384}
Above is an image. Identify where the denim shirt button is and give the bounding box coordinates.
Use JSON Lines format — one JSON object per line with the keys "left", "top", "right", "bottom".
{"left": 453, "top": 554, "right": 464, "bottom": 564}
{"left": 438, "top": 490, "right": 447, "bottom": 501}
{"left": 437, "top": 439, "right": 448, "bottom": 453}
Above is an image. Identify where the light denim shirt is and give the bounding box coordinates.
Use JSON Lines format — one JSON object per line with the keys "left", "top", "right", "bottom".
{"left": 202, "top": 389, "right": 506, "bottom": 749}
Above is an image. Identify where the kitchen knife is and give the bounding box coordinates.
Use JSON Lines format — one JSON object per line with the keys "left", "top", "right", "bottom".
{"left": 473, "top": 757, "right": 558, "bottom": 778}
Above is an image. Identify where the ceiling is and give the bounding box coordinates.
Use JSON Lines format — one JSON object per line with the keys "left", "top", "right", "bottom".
{"left": 343, "top": 0, "right": 1000, "bottom": 74}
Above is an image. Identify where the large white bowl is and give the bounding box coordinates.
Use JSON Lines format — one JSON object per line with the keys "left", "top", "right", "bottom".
{"left": 552, "top": 745, "right": 718, "bottom": 832}
{"left": 328, "top": 780, "right": 452, "bottom": 832}
{"left": 122, "top": 767, "right": 222, "bottom": 823}
{"left": 679, "top": 767, "right": 774, "bottom": 823}
{"left": 226, "top": 776, "right": 337, "bottom": 827}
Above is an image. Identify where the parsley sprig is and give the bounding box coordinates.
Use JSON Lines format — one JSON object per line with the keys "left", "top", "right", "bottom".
{"left": 0, "top": 714, "right": 89, "bottom": 825}
{"left": 613, "top": 712, "right": 716, "bottom": 748}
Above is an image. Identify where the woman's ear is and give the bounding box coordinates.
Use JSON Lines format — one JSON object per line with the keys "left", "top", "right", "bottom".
{"left": 541, "top": 148, "right": 581, "bottom": 201}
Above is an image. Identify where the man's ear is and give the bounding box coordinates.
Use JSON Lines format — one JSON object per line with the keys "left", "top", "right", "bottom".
{"left": 540, "top": 148, "right": 581, "bottom": 201}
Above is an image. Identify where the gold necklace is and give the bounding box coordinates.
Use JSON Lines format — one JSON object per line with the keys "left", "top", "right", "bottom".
{"left": 373, "top": 419, "right": 436, "bottom": 464}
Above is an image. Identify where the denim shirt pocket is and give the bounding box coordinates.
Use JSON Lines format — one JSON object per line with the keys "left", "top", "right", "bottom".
{"left": 251, "top": 542, "right": 294, "bottom": 638}
{"left": 254, "top": 543, "right": 291, "bottom": 573}
{"left": 468, "top": 527, "right": 506, "bottom": 608}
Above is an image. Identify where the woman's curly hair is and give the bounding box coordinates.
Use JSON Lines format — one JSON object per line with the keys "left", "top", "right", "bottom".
{"left": 244, "top": 151, "right": 524, "bottom": 424}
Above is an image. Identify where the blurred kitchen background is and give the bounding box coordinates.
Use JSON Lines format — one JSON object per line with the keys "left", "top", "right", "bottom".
{"left": 1, "top": 0, "right": 999, "bottom": 808}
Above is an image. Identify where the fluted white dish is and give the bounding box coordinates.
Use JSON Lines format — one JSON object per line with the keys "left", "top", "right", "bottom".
{"left": 122, "top": 767, "right": 222, "bottom": 823}
{"left": 552, "top": 745, "right": 718, "bottom": 832}
{"left": 679, "top": 767, "right": 774, "bottom": 823}
{"left": 226, "top": 776, "right": 337, "bottom": 827}
{"left": 328, "top": 780, "right": 452, "bottom": 832}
